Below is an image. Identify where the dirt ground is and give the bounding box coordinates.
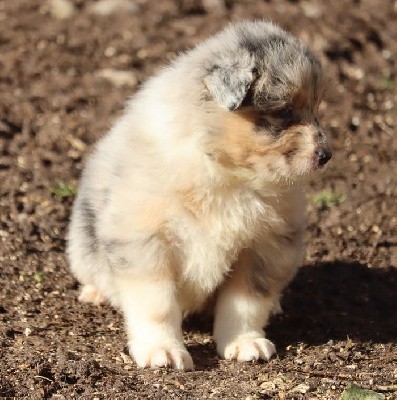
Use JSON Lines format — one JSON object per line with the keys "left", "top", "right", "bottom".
{"left": 0, "top": 0, "right": 396, "bottom": 398}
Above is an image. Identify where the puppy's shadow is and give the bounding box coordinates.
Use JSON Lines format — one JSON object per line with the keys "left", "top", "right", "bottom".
{"left": 184, "top": 315, "right": 219, "bottom": 370}
{"left": 185, "top": 261, "right": 397, "bottom": 369}
{"left": 268, "top": 261, "right": 397, "bottom": 347}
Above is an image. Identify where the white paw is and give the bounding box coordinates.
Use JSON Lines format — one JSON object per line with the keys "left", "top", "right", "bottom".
{"left": 131, "top": 342, "right": 194, "bottom": 371}
{"left": 78, "top": 284, "right": 105, "bottom": 305}
{"left": 223, "top": 337, "right": 276, "bottom": 362}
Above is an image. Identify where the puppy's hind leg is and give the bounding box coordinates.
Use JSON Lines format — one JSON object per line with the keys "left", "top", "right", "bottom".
{"left": 67, "top": 196, "right": 107, "bottom": 306}
{"left": 78, "top": 284, "right": 105, "bottom": 305}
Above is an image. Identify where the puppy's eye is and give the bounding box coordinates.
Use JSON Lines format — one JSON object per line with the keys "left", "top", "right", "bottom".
{"left": 255, "top": 117, "right": 282, "bottom": 137}
{"left": 273, "top": 107, "right": 294, "bottom": 120}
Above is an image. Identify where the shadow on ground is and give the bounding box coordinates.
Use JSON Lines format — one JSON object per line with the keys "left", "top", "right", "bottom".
{"left": 186, "top": 261, "right": 397, "bottom": 360}
{"left": 269, "top": 261, "right": 397, "bottom": 347}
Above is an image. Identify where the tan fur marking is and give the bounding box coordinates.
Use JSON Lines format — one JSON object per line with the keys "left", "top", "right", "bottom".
{"left": 213, "top": 112, "right": 260, "bottom": 168}
{"left": 177, "top": 187, "right": 206, "bottom": 218}
{"left": 210, "top": 113, "right": 315, "bottom": 171}
{"left": 135, "top": 201, "right": 167, "bottom": 233}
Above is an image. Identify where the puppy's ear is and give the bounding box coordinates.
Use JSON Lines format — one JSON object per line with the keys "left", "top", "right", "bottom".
{"left": 204, "top": 50, "right": 256, "bottom": 111}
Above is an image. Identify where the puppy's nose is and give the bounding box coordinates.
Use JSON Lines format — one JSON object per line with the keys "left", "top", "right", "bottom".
{"left": 315, "top": 148, "right": 332, "bottom": 166}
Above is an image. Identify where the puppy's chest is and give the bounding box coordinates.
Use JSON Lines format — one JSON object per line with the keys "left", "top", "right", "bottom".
{"left": 171, "top": 191, "right": 282, "bottom": 293}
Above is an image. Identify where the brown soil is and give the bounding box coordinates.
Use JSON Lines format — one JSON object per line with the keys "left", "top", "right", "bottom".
{"left": 0, "top": 0, "right": 396, "bottom": 399}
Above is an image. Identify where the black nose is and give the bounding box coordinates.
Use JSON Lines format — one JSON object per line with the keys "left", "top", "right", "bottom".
{"left": 316, "top": 148, "right": 332, "bottom": 166}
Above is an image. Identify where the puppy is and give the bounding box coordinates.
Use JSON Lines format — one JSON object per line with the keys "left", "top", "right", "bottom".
{"left": 67, "top": 20, "right": 331, "bottom": 371}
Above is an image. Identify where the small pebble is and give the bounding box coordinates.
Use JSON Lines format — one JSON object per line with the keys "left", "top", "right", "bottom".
{"left": 95, "top": 69, "right": 137, "bottom": 87}
{"left": 49, "top": 0, "right": 75, "bottom": 19}
{"left": 24, "top": 327, "right": 32, "bottom": 336}
{"left": 89, "top": 0, "right": 138, "bottom": 16}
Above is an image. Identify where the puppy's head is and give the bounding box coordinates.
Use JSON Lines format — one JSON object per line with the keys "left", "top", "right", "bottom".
{"left": 202, "top": 21, "right": 331, "bottom": 183}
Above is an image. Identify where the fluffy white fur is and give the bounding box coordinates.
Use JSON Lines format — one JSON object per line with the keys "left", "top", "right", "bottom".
{"left": 67, "top": 21, "right": 330, "bottom": 370}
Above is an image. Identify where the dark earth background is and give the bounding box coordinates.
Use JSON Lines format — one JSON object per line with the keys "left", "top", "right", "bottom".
{"left": 0, "top": 0, "right": 396, "bottom": 398}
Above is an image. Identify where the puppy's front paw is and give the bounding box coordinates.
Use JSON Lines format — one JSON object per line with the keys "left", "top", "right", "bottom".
{"left": 132, "top": 342, "right": 194, "bottom": 371}
{"left": 221, "top": 336, "right": 276, "bottom": 362}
